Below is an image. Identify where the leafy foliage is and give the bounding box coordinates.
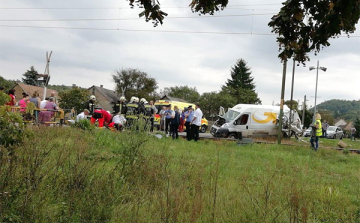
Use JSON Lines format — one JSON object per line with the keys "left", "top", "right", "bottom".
{"left": 59, "top": 87, "right": 89, "bottom": 113}
{"left": 0, "top": 106, "right": 28, "bottom": 147}
{"left": 22, "top": 66, "right": 40, "bottom": 86}
{"left": 47, "top": 84, "right": 74, "bottom": 93}
{"left": 268, "top": 0, "right": 360, "bottom": 63}
{"left": 284, "top": 100, "right": 299, "bottom": 110}
{"left": 113, "top": 68, "right": 158, "bottom": 101}
{"left": 199, "top": 91, "right": 236, "bottom": 118}
{"left": 128, "top": 0, "right": 228, "bottom": 26}
{"left": 160, "top": 85, "right": 200, "bottom": 103}
{"left": 71, "top": 118, "right": 95, "bottom": 131}
{"left": 354, "top": 116, "right": 360, "bottom": 138}
{"left": 0, "top": 76, "right": 15, "bottom": 91}
{"left": 221, "top": 86, "right": 261, "bottom": 105}
{"left": 0, "top": 92, "right": 11, "bottom": 106}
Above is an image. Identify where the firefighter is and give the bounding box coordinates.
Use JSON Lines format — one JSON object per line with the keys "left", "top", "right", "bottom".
{"left": 125, "top": 96, "right": 139, "bottom": 128}
{"left": 113, "top": 96, "right": 127, "bottom": 115}
{"left": 139, "top": 98, "right": 155, "bottom": 131}
{"left": 85, "top": 95, "right": 96, "bottom": 115}
{"left": 90, "top": 109, "right": 113, "bottom": 128}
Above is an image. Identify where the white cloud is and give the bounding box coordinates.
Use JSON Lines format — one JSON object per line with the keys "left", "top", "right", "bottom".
{"left": 0, "top": 0, "right": 359, "bottom": 107}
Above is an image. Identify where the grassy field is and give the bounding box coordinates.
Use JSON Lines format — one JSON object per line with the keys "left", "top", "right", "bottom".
{"left": 1, "top": 127, "right": 359, "bottom": 222}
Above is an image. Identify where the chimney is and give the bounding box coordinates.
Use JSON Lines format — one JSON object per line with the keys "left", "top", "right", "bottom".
{"left": 100, "top": 85, "right": 103, "bottom": 88}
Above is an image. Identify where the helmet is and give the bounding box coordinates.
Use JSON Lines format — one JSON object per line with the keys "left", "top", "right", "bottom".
{"left": 130, "top": 96, "right": 136, "bottom": 103}
{"left": 120, "top": 96, "right": 126, "bottom": 101}
{"left": 90, "top": 95, "right": 96, "bottom": 100}
{"left": 140, "top": 98, "right": 147, "bottom": 103}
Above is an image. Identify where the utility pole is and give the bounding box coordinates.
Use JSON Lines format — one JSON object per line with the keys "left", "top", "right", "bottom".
{"left": 302, "top": 95, "right": 307, "bottom": 127}
{"left": 42, "top": 51, "right": 52, "bottom": 100}
{"left": 309, "top": 60, "right": 327, "bottom": 122}
{"left": 288, "top": 58, "right": 296, "bottom": 137}
{"left": 277, "top": 60, "right": 287, "bottom": 144}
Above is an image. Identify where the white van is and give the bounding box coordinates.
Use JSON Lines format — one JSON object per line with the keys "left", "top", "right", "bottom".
{"left": 210, "top": 104, "right": 302, "bottom": 138}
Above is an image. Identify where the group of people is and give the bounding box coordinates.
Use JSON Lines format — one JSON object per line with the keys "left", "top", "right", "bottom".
{"left": 82, "top": 95, "right": 157, "bottom": 132}
{"left": 159, "top": 103, "right": 203, "bottom": 141}
{"left": 2, "top": 87, "right": 61, "bottom": 123}
{"left": 82, "top": 94, "right": 204, "bottom": 141}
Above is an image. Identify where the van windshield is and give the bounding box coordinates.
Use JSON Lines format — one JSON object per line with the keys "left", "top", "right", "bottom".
{"left": 222, "top": 110, "right": 240, "bottom": 122}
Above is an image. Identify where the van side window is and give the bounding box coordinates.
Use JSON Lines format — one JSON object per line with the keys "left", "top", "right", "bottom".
{"left": 237, "top": 114, "right": 249, "bottom": 125}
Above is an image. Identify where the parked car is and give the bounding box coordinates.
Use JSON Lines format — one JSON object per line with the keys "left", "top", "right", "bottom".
{"left": 326, "top": 126, "right": 343, "bottom": 139}
{"left": 303, "top": 127, "right": 312, "bottom": 137}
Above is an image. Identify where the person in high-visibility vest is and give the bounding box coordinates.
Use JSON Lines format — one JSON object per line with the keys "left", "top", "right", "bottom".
{"left": 310, "top": 113, "right": 322, "bottom": 151}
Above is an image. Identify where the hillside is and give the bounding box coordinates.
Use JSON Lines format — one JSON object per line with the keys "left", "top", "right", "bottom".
{"left": 316, "top": 99, "right": 360, "bottom": 121}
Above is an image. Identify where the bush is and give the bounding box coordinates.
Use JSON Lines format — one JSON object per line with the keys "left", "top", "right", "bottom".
{"left": 70, "top": 119, "right": 95, "bottom": 131}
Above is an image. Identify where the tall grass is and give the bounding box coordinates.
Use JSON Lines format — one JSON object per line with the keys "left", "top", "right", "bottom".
{"left": 0, "top": 127, "right": 359, "bottom": 222}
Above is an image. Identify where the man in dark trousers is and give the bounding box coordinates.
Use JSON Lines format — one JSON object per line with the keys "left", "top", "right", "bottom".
{"left": 184, "top": 106, "right": 194, "bottom": 140}
{"left": 190, "top": 103, "right": 203, "bottom": 142}
{"left": 85, "top": 95, "right": 96, "bottom": 115}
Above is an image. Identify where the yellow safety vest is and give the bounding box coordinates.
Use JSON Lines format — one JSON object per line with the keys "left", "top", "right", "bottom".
{"left": 315, "top": 119, "right": 322, "bottom": 137}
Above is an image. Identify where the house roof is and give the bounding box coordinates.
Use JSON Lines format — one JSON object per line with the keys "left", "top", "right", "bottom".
{"left": 342, "top": 122, "right": 353, "bottom": 131}
{"left": 89, "top": 85, "right": 119, "bottom": 103}
{"left": 161, "top": 95, "right": 188, "bottom": 103}
{"left": 13, "top": 82, "right": 58, "bottom": 99}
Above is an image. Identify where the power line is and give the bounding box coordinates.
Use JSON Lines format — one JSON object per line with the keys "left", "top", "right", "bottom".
{"left": 0, "top": 13, "right": 277, "bottom": 22}
{"left": 0, "top": 4, "right": 282, "bottom": 10}
{"left": 1, "top": 24, "right": 359, "bottom": 37}
{"left": 0, "top": 25, "right": 360, "bottom": 38}
{"left": 0, "top": 24, "right": 275, "bottom": 35}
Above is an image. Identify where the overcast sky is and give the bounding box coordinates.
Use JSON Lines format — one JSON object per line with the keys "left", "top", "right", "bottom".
{"left": 1, "top": 0, "right": 359, "bottom": 108}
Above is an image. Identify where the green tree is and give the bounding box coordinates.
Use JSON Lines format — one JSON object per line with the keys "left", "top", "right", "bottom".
{"left": 284, "top": 100, "right": 299, "bottom": 110}
{"left": 112, "top": 68, "right": 158, "bottom": 101}
{"left": 268, "top": 0, "right": 360, "bottom": 63}
{"left": 221, "top": 86, "right": 261, "bottom": 105}
{"left": 354, "top": 116, "right": 360, "bottom": 138}
{"left": 58, "top": 87, "right": 89, "bottom": 113}
{"left": 22, "top": 66, "right": 39, "bottom": 86}
{"left": 318, "top": 109, "right": 335, "bottom": 125}
{"left": 225, "top": 59, "right": 255, "bottom": 91}
{"left": 222, "top": 59, "right": 261, "bottom": 104}
{"left": 0, "top": 76, "right": 15, "bottom": 91}
{"left": 160, "top": 85, "right": 200, "bottom": 103}
{"left": 199, "top": 91, "right": 237, "bottom": 119}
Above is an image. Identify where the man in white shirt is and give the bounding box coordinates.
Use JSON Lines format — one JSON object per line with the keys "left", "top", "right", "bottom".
{"left": 76, "top": 109, "right": 90, "bottom": 122}
{"left": 40, "top": 97, "right": 49, "bottom": 109}
{"left": 112, "top": 114, "right": 127, "bottom": 131}
{"left": 191, "top": 103, "right": 203, "bottom": 142}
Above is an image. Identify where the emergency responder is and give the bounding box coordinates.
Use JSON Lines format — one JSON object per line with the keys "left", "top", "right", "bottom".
{"left": 113, "top": 96, "right": 127, "bottom": 115}
{"left": 85, "top": 95, "right": 96, "bottom": 115}
{"left": 90, "top": 109, "right": 113, "bottom": 128}
{"left": 139, "top": 98, "right": 155, "bottom": 131}
{"left": 310, "top": 113, "right": 322, "bottom": 151}
{"left": 125, "top": 96, "right": 139, "bottom": 128}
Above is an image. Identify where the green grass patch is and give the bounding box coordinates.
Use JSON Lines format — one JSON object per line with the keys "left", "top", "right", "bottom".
{"left": 1, "top": 127, "right": 359, "bottom": 222}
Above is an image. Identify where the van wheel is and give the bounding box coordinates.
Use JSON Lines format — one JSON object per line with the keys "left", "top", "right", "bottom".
{"left": 200, "top": 125, "right": 207, "bottom": 133}
{"left": 333, "top": 135, "right": 336, "bottom": 139}
{"left": 228, "top": 133, "right": 237, "bottom": 139}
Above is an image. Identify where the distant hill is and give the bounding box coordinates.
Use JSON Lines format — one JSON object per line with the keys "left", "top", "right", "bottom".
{"left": 316, "top": 99, "right": 360, "bottom": 121}
{"left": 47, "top": 84, "right": 74, "bottom": 93}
